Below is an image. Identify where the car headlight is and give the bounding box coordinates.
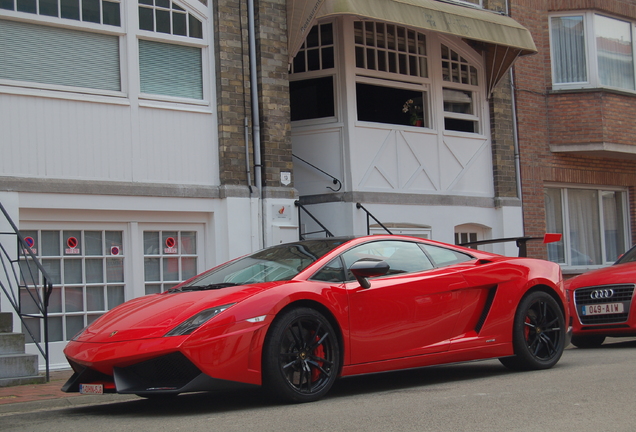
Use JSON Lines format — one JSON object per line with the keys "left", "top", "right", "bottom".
{"left": 164, "top": 303, "right": 235, "bottom": 337}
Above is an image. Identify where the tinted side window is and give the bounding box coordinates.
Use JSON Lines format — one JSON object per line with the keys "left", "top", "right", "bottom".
{"left": 311, "top": 257, "right": 346, "bottom": 282}
{"left": 341, "top": 240, "right": 434, "bottom": 280}
{"left": 421, "top": 244, "right": 473, "bottom": 267}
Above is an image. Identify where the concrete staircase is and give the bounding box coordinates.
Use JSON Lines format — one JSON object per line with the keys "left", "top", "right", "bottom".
{"left": 0, "top": 312, "right": 45, "bottom": 387}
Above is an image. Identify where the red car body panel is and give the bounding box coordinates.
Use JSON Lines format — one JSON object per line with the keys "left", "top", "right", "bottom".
{"left": 566, "top": 260, "right": 636, "bottom": 338}
{"left": 62, "top": 235, "right": 568, "bottom": 396}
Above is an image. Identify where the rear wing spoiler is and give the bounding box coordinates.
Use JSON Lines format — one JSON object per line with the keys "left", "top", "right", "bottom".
{"left": 459, "top": 233, "right": 562, "bottom": 257}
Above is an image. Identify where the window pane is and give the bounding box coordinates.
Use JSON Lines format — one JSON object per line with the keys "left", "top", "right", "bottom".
{"left": 551, "top": 16, "right": 587, "bottom": 84}
{"left": 86, "top": 286, "right": 105, "bottom": 311}
{"left": 65, "top": 286, "right": 83, "bottom": 312}
{"left": 107, "top": 286, "right": 125, "bottom": 309}
{"left": 595, "top": 15, "right": 634, "bottom": 90}
{"left": 602, "top": 191, "right": 625, "bottom": 261}
{"left": 105, "top": 231, "right": 123, "bottom": 255}
{"left": 64, "top": 259, "right": 82, "bottom": 284}
{"left": 188, "top": 14, "right": 202, "bottom": 38}
{"left": 49, "top": 287, "right": 62, "bottom": 313}
{"left": 139, "top": 6, "right": 154, "bottom": 31}
{"left": 106, "top": 258, "right": 124, "bottom": 282}
{"left": 85, "top": 231, "right": 102, "bottom": 255}
{"left": 182, "top": 257, "right": 197, "bottom": 280}
{"left": 568, "top": 189, "right": 601, "bottom": 265}
{"left": 544, "top": 188, "right": 565, "bottom": 263}
{"left": 145, "top": 284, "right": 162, "bottom": 295}
{"left": 443, "top": 88, "right": 473, "bottom": 114}
{"left": 66, "top": 315, "right": 84, "bottom": 340}
{"left": 139, "top": 39, "right": 203, "bottom": 99}
{"left": 163, "top": 257, "right": 179, "bottom": 281}
{"left": 155, "top": 9, "right": 170, "bottom": 34}
{"left": 41, "top": 231, "right": 59, "bottom": 256}
{"left": 17, "top": 0, "right": 36, "bottom": 13}
{"left": 144, "top": 257, "right": 160, "bottom": 281}
{"left": 144, "top": 231, "right": 160, "bottom": 255}
{"left": 356, "top": 83, "right": 427, "bottom": 127}
{"left": 290, "top": 77, "right": 335, "bottom": 121}
{"left": 39, "top": 0, "right": 58, "bottom": 16}
{"left": 180, "top": 231, "right": 196, "bottom": 254}
{"left": 173, "top": 11, "right": 186, "bottom": 36}
{"left": 82, "top": 0, "right": 100, "bottom": 23}
{"left": 42, "top": 259, "right": 61, "bottom": 284}
{"left": 61, "top": 0, "right": 80, "bottom": 20}
{"left": 0, "top": 19, "right": 121, "bottom": 91}
{"left": 85, "top": 259, "right": 103, "bottom": 283}
{"left": 22, "top": 317, "right": 42, "bottom": 343}
{"left": 102, "top": 0, "right": 120, "bottom": 26}
{"left": 49, "top": 316, "right": 63, "bottom": 342}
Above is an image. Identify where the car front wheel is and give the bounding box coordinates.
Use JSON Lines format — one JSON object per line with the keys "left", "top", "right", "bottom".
{"left": 262, "top": 307, "right": 340, "bottom": 403}
{"left": 500, "top": 291, "right": 566, "bottom": 371}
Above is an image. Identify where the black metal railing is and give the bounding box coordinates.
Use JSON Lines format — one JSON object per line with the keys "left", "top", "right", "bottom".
{"left": 0, "top": 201, "right": 53, "bottom": 381}
{"left": 292, "top": 154, "right": 342, "bottom": 192}
{"left": 295, "top": 201, "right": 334, "bottom": 240}
{"left": 356, "top": 203, "right": 393, "bottom": 235}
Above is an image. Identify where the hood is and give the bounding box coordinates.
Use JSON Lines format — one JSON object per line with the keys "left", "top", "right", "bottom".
{"left": 75, "top": 284, "right": 273, "bottom": 343}
{"left": 565, "top": 261, "right": 636, "bottom": 290}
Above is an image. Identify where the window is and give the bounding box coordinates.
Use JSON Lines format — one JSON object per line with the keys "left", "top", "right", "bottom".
{"left": 290, "top": 22, "right": 335, "bottom": 122}
{"left": 341, "top": 240, "right": 434, "bottom": 280}
{"left": 290, "top": 77, "right": 335, "bottom": 121}
{"left": 421, "top": 243, "right": 473, "bottom": 267}
{"left": 0, "top": 0, "right": 121, "bottom": 26}
{"left": 138, "top": 1, "right": 205, "bottom": 100}
{"left": 551, "top": 13, "right": 636, "bottom": 91}
{"left": 19, "top": 230, "right": 125, "bottom": 343}
{"left": 354, "top": 21, "right": 428, "bottom": 78}
{"left": 143, "top": 231, "right": 198, "bottom": 294}
{"left": 545, "top": 186, "right": 628, "bottom": 266}
{"left": 356, "top": 81, "right": 429, "bottom": 127}
{"left": 442, "top": 44, "right": 479, "bottom": 133}
{"left": 0, "top": 17, "right": 120, "bottom": 92}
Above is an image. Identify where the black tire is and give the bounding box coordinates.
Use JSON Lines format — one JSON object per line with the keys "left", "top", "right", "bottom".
{"left": 262, "top": 307, "right": 340, "bottom": 403}
{"left": 499, "top": 291, "right": 566, "bottom": 371}
{"left": 570, "top": 335, "right": 606, "bottom": 348}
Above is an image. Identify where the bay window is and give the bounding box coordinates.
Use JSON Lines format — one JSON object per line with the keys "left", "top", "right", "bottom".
{"left": 550, "top": 12, "right": 636, "bottom": 92}
{"left": 544, "top": 186, "right": 628, "bottom": 266}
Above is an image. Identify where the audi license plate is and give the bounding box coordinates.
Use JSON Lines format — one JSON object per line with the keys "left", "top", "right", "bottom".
{"left": 582, "top": 303, "right": 624, "bottom": 315}
{"left": 79, "top": 384, "right": 103, "bottom": 395}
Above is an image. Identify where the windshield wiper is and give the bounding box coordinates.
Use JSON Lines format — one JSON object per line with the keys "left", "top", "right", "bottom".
{"left": 169, "top": 283, "right": 238, "bottom": 292}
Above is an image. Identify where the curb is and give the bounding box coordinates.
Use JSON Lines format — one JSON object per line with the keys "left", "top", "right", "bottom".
{"left": 0, "top": 393, "right": 139, "bottom": 416}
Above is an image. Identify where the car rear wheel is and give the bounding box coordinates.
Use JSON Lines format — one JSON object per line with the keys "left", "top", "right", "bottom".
{"left": 262, "top": 307, "right": 340, "bottom": 403}
{"left": 499, "top": 291, "right": 565, "bottom": 371}
{"left": 570, "top": 335, "right": 606, "bottom": 348}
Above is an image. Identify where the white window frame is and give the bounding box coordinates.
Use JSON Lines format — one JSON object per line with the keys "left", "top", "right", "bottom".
{"left": 550, "top": 11, "right": 636, "bottom": 92}
{"left": 545, "top": 184, "right": 630, "bottom": 268}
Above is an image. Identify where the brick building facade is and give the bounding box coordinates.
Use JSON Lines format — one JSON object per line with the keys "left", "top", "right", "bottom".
{"left": 510, "top": 0, "right": 636, "bottom": 272}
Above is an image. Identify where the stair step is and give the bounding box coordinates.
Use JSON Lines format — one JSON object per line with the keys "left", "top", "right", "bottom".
{"left": 0, "top": 374, "right": 46, "bottom": 387}
{"left": 0, "top": 353, "right": 39, "bottom": 379}
{"left": 0, "top": 332, "right": 26, "bottom": 355}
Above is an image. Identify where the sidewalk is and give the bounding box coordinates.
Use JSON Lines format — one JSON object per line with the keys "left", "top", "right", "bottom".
{"left": 0, "top": 370, "right": 137, "bottom": 415}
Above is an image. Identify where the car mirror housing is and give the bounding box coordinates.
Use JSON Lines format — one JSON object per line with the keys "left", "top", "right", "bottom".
{"left": 350, "top": 259, "right": 390, "bottom": 288}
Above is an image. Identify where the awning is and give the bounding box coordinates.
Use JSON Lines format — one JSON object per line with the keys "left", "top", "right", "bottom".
{"left": 287, "top": 0, "right": 537, "bottom": 93}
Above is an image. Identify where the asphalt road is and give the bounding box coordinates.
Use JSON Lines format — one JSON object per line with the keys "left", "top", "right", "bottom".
{"left": 2, "top": 338, "right": 635, "bottom": 432}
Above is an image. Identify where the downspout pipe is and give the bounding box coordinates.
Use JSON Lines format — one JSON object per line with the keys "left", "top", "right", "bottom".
{"left": 247, "top": 0, "right": 264, "bottom": 247}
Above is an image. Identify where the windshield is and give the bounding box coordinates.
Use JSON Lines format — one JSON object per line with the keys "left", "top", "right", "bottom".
{"left": 615, "top": 245, "right": 636, "bottom": 264}
{"left": 182, "top": 238, "right": 350, "bottom": 288}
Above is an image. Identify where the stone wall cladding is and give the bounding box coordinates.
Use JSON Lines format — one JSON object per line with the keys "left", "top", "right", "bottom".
{"left": 511, "top": 0, "right": 636, "bottom": 258}
{"left": 213, "top": 0, "right": 292, "bottom": 187}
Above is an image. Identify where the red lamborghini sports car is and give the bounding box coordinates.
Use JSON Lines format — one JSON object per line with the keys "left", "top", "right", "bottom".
{"left": 62, "top": 235, "right": 570, "bottom": 403}
{"left": 566, "top": 245, "right": 636, "bottom": 348}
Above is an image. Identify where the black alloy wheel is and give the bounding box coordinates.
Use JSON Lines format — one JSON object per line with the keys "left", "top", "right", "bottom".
{"left": 263, "top": 307, "right": 340, "bottom": 403}
{"left": 500, "top": 291, "right": 565, "bottom": 370}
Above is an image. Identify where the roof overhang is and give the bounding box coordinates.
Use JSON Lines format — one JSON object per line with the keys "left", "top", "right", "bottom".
{"left": 287, "top": 0, "right": 537, "bottom": 93}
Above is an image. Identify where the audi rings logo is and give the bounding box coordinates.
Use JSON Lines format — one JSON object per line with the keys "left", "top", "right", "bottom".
{"left": 591, "top": 289, "right": 614, "bottom": 299}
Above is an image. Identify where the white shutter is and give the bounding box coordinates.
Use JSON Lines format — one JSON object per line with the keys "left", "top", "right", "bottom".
{"left": 138, "top": 39, "right": 203, "bottom": 99}
{"left": 0, "top": 19, "right": 120, "bottom": 91}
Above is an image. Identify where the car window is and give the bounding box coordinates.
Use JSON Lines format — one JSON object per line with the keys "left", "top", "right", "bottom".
{"left": 420, "top": 243, "right": 473, "bottom": 267}
{"left": 341, "top": 240, "right": 434, "bottom": 280}
{"left": 616, "top": 245, "right": 636, "bottom": 264}
{"left": 311, "top": 257, "right": 346, "bottom": 282}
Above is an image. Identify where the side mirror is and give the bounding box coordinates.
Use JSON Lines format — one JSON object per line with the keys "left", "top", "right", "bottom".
{"left": 350, "top": 259, "right": 390, "bottom": 289}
